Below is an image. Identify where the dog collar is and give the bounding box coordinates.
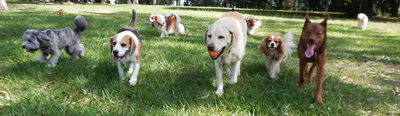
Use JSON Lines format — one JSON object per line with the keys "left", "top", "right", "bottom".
{"left": 271, "top": 56, "right": 274, "bottom": 59}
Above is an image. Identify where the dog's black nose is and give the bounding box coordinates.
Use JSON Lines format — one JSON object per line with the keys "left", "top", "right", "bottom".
{"left": 309, "top": 37, "right": 315, "bottom": 42}
{"left": 207, "top": 44, "right": 215, "bottom": 51}
{"left": 22, "top": 45, "right": 26, "bottom": 48}
{"left": 113, "top": 50, "right": 119, "bottom": 55}
{"left": 271, "top": 43, "right": 275, "bottom": 46}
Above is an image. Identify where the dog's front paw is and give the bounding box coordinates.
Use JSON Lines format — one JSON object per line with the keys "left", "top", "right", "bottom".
{"left": 227, "top": 77, "right": 237, "bottom": 85}
{"left": 315, "top": 97, "right": 323, "bottom": 104}
{"left": 46, "top": 63, "right": 56, "bottom": 67}
{"left": 270, "top": 74, "right": 277, "bottom": 79}
{"left": 128, "top": 79, "right": 137, "bottom": 86}
{"left": 119, "top": 76, "right": 125, "bottom": 81}
{"left": 215, "top": 90, "right": 223, "bottom": 97}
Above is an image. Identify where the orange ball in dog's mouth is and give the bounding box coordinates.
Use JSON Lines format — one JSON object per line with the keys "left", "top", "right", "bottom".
{"left": 208, "top": 51, "right": 218, "bottom": 57}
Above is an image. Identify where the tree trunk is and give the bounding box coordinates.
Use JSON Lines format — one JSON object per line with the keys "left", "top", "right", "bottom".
{"left": 133, "top": 0, "right": 138, "bottom": 4}
{"left": 324, "top": 0, "right": 329, "bottom": 12}
{"left": 109, "top": 0, "right": 115, "bottom": 4}
{"left": 226, "top": 0, "right": 228, "bottom": 7}
{"left": 95, "top": 0, "right": 101, "bottom": 3}
{"left": 0, "top": 0, "right": 8, "bottom": 11}
{"left": 127, "top": 0, "right": 131, "bottom": 4}
{"left": 390, "top": 0, "right": 399, "bottom": 17}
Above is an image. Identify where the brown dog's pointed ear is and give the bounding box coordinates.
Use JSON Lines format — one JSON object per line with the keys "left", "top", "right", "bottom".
{"left": 305, "top": 12, "right": 311, "bottom": 26}
{"left": 109, "top": 36, "right": 115, "bottom": 56}
{"left": 156, "top": 16, "right": 164, "bottom": 26}
{"left": 129, "top": 36, "right": 137, "bottom": 55}
{"left": 320, "top": 14, "right": 329, "bottom": 29}
{"left": 203, "top": 30, "right": 208, "bottom": 45}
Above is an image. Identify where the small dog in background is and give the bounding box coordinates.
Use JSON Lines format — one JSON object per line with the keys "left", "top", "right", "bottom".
{"left": 258, "top": 30, "right": 296, "bottom": 78}
{"left": 246, "top": 16, "right": 262, "bottom": 35}
{"left": 22, "top": 15, "right": 87, "bottom": 67}
{"left": 109, "top": 7, "right": 142, "bottom": 86}
{"left": 148, "top": 13, "right": 185, "bottom": 38}
{"left": 357, "top": 13, "right": 368, "bottom": 30}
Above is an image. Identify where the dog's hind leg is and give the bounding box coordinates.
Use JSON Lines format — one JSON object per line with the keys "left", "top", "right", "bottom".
{"left": 36, "top": 52, "right": 49, "bottom": 63}
{"left": 306, "top": 63, "right": 316, "bottom": 84}
{"left": 78, "top": 43, "right": 85, "bottom": 58}
{"left": 227, "top": 61, "right": 240, "bottom": 85}
{"left": 225, "top": 65, "right": 231, "bottom": 77}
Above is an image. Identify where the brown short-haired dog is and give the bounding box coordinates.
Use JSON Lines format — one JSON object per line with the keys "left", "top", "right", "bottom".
{"left": 297, "top": 13, "right": 328, "bottom": 104}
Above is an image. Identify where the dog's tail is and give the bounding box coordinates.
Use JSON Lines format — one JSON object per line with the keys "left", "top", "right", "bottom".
{"left": 73, "top": 15, "right": 87, "bottom": 34}
{"left": 128, "top": 7, "right": 137, "bottom": 28}
{"left": 282, "top": 30, "right": 296, "bottom": 58}
{"left": 173, "top": 13, "right": 183, "bottom": 33}
{"left": 253, "top": 19, "right": 262, "bottom": 30}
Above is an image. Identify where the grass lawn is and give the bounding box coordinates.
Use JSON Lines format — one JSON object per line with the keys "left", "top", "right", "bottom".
{"left": 1, "top": 4, "right": 399, "bottom": 115}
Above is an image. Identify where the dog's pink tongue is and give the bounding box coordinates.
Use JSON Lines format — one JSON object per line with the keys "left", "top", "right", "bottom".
{"left": 26, "top": 49, "right": 30, "bottom": 52}
{"left": 305, "top": 44, "right": 315, "bottom": 58}
{"left": 113, "top": 57, "right": 121, "bottom": 62}
{"left": 149, "top": 22, "right": 152, "bottom": 24}
{"left": 269, "top": 48, "right": 275, "bottom": 51}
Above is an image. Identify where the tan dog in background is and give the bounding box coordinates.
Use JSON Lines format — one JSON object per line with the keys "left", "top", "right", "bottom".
{"left": 204, "top": 12, "right": 247, "bottom": 96}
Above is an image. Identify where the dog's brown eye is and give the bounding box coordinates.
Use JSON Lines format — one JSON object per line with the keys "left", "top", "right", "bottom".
{"left": 268, "top": 40, "right": 271, "bottom": 42}
{"left": 112, "top": 42, "right": 116, "bottom": 46}
{"left": 208, "top": 35, "right": 211, "bottom": 38}
{"left": 275, "top": 41, "right": 278, "bottom": 43}
{"left": 121, "top": 44, "right": 127, "bottom": 47}
{"left": 28, "top": 40, "right": 32, "bottom": 42}
{"left": 218, "top": 36, "right": 224, "bottom": 39}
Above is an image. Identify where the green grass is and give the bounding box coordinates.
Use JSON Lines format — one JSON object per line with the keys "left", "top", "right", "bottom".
{"left": 1, "top": 4, "right": 400, "bottom": 115}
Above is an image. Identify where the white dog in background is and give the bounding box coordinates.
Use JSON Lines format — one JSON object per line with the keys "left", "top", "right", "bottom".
{"left": 357, "top": 13, "right": 368, "bottom": 30}
{"left": 148, "top": 13, "right": 185, "bottom": 38}
{"left": 246, "top": 16, "right": 262, "bottom": 35}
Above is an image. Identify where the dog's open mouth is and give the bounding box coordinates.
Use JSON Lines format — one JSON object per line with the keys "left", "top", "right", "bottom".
{"left": 305, "top": 43, "right": 318, "bottom": 58}
{"left": 26, "top": 49, "right": 38, "bottom": 53}
{"left": 209, "top": 47, "right": 225, "bottom": 60}
{"left": 268, "top": 46, "right": 276, "bottom": 51}
{"left": 149, "top": 21, "right": 154, "bottom": 25}
{"left": 113, "top": 56, "right": 122, "bottom": 62}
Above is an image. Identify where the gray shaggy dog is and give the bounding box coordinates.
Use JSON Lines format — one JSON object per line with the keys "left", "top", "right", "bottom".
{"left": 22, "top": 15, "right": 87, "bottom": 67}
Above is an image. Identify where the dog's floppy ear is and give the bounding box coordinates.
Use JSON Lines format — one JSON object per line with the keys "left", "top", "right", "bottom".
{"left": 203, "top": 29, "right": 208, "bottom": 45}
{"left": 156, "top": 16, "right": 164, "bottom": 26}
{"left": 229, "top": 31, "right": 239, "bottom": 48}
{"left": 258, "top": 36, "right": 268, "bottom": 54}
{"left": 129, "top": 36, "right": 137, "bottom": 55}
{"left": 109, "top": 36, "right": 115, "bottom": 56}
{"left": 320, "top": 14, "right": 329, "bottom": 30}
{"left": 36, "top": 31, "right": 51, "bottom": 46}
